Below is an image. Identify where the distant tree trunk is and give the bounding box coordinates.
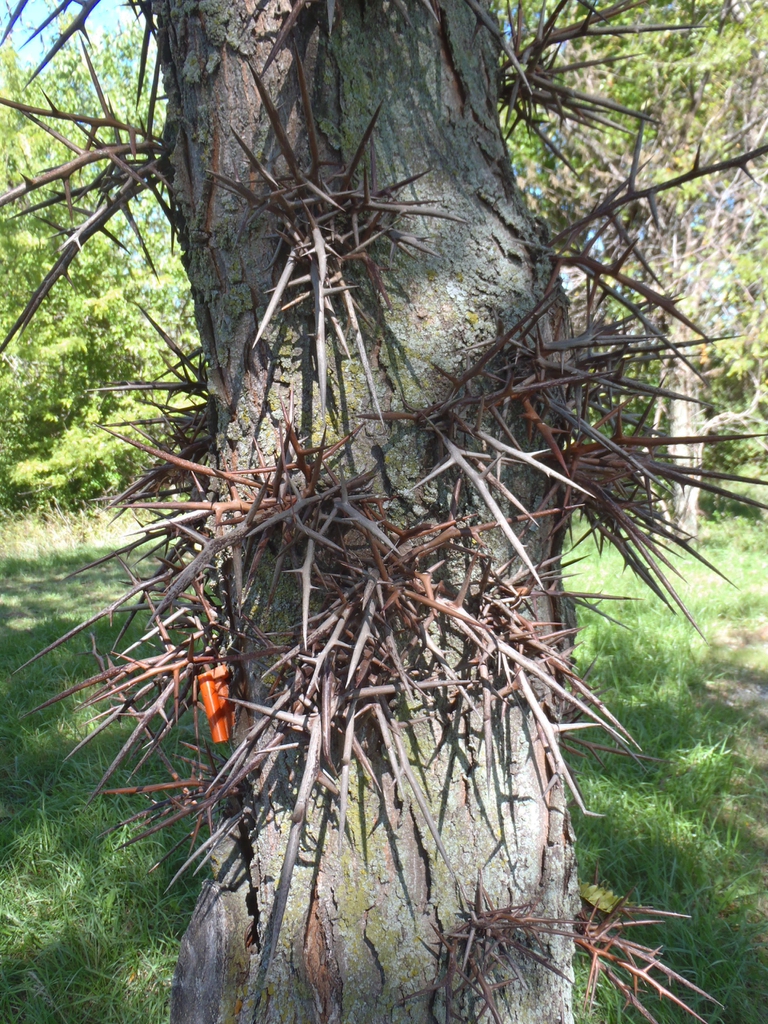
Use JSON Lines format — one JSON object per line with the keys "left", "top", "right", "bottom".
{"left": 159, "top": 1, "right": 578, "bottom": 1021}
{"left": 668, "top": 360, "right": 702, "bottom": 540}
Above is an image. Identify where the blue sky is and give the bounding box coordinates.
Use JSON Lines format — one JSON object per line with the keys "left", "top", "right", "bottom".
{"left": 3, "top": 0, "right": 129, "bottom": 66}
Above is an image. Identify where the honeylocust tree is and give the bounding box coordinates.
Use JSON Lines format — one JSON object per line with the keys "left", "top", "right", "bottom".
{"left": 2, "top": 2, "right": 765, "bottom": 1023}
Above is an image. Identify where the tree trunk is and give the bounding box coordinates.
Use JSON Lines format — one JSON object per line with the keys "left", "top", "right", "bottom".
{"left": 668, "top": 360, "right": 702, "bottom": 540}
{"left": 158, "top": 1, "right": 578, "bottom": 1020}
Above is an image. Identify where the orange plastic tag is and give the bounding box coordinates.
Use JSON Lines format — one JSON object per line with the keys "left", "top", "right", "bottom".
{"left": 197, "top": 665, "right": 234, "bottom": 743}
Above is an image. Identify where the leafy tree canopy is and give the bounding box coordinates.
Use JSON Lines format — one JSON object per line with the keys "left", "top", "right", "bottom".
{"left": 506, "top": 0, "right": 768, "bottom": 464}
{"left": 2, "top": 2, "right": 766, "bottom": 505}
{"left": 0, "top": 20, "right": 191, "bottom": 508}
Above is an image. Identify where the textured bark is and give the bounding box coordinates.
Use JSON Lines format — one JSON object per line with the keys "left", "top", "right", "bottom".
{"left": 668, "top": 361, "right": 702, "bottom": 539}
{"left": 159, "top": 1, "right": 578, "bottom": 1020}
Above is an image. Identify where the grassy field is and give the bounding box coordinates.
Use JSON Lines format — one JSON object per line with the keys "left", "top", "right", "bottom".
{"left": 0, "top": 511, "right": 766, "bottom": 1022}
{"left": 569, "top": 518, "right": 768, "bottom": 1023}
{"left": 0, "top": 512, "right": 199, "bottom": 1024}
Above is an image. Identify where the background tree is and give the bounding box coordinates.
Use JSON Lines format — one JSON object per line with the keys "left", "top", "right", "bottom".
{"left": 0, "top": 27, "right": 194, "bottom": 507}
{"left": 1, "top": 2, "right": 766, "bottom": 1023}
{"left": 507, "top": 0, "right": 768, "bottom": 536}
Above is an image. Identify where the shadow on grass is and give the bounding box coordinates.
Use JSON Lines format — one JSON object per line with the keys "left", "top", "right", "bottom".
{"left": 4, "top": 531, "right": 767, "bottom": 1023}
{"left": 0, "top": 545, "right": 200, "bottom": 1024}
{"left": 571, "top": 602, "right": 768, "bottom": 1024}
{"left": 0, "top": 546, "right": 140, "bottom": 653}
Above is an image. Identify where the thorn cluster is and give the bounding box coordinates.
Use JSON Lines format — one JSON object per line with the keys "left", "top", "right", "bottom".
{"left": 218, "top": 60, "right": 463, "bottom": 420}
{"left": 414, "top": 872, "right": 720, "bottom": 1023}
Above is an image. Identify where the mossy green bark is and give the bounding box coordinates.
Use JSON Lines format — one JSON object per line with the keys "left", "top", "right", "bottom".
{"left": 235, "top": 709, "right": 575, "bottom": 1023}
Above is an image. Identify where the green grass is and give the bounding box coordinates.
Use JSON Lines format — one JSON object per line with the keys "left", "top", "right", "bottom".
{"left": 0, "top": 513, "right": 198, "bottom": 1024}
{"left": 569, "top": 518, "right": 768, "bottom": 1023}
{"left": 1, "top": 513, "right": 766, "bottom": 1023}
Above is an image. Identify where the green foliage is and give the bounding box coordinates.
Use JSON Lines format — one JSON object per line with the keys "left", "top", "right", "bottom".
{"left": 0, "top": 29, "right": 192, "bottom": 509}
{"left": 503, "top": 1, "right": 768, "bottom": 465}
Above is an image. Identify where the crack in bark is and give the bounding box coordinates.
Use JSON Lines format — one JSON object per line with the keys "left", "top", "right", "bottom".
{"left": 304, "top": 882, "right": 344, "bottom": 1023}
{"left": 362, "top": 911, "right": 386, "bottom": 997}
